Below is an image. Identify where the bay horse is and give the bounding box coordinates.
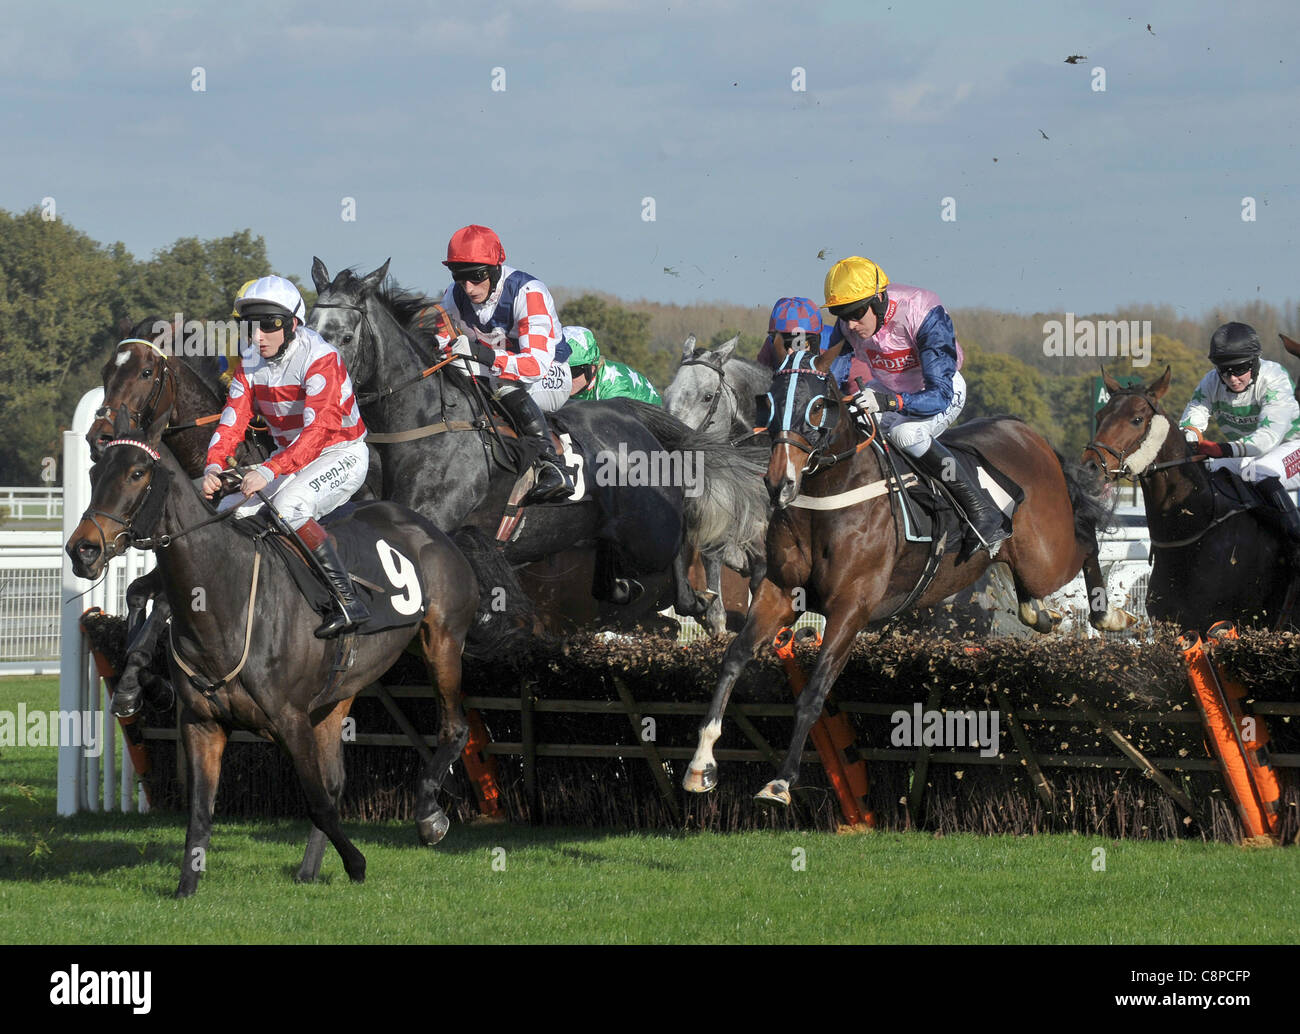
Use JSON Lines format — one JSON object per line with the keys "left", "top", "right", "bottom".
{"left": 683, "top": 346, "right": 1132, "bottom": 804}
{"left": 87, "top": 320, "right": 271, "bottom": 718}
{"left": 87, "top": 316, "right": 242, "bottom": 474}
{"left": 1083, "top": 366, "right": 1293, "bottom": 631}
{"left": 306, "top": 259, "right": 749, "bottom": 629}
{"left": 68, "top": 408, "right": 480, "bottom": 897}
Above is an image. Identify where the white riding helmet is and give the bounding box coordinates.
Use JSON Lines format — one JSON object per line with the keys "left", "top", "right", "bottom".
{"left": 234, "top": 275, "right": 306, "bottom": 322}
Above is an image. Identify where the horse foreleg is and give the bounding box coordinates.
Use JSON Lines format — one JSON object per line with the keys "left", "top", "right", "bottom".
{"left": 296, "top": 696, "right": 355, "bottom": 883}
{"left": 415, "top": 616, "right": 470, "bottom": 847}
{"left": 281, "top": 714, "right": 366, "bottom": 884}
{"left": 175, "top": 712, "right": 228, "bottom": 899}
{"left": 115, "top": 572, "right": 171, "bottom": 718}
{"left": 683, "top": 578, "right": 795, "bottom": 793}
{"left": 758, "top": 599, "right": 869, "bottom": 806}
{"left": 702, "top": 553, "right": 728, "bottom": 636}
{"left": 1081, "top": 552, "right": 1139, "bottom": 632}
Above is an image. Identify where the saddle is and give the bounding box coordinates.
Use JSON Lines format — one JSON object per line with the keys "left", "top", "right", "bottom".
{"left": 229, "top": 502, "right": 429, "bottom": 636}
{"left": 888, "top": 438, "right": 1024, "bottom": 561}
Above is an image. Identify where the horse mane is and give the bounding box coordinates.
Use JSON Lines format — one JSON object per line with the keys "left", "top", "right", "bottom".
{"left": 334, "top": 267, "right": 445, "bottom": 361}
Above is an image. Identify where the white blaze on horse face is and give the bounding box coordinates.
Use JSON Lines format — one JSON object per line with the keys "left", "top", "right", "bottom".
{"left": 1124, "top": 414, "right": 1169, "bottom": 476}
{"left": 114, "top": 347, "right": 133, "bottom": 367}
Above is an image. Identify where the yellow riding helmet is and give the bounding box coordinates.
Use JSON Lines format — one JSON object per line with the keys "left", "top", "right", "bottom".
{"left": 824, "top": 257, "right": 889, "bottom": 308}
{"left": 230, "top": 279, "right": 259, "bottom": 318}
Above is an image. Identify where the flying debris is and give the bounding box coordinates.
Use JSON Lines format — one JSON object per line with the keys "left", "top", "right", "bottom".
{"left": 663, "top": 266, "right": 680, "bottom": 277}
{"left": 817, "top": 249, "right": 830, "bottom": 260}
{"left": 1065, "top": 55, "right": 1087, "bottom": 64}
{"left": 1039, "top": 129, "right": 1049, "bottom": 140}
{"left": 1147, "top": 23, "right": 1155, "bottom": 34}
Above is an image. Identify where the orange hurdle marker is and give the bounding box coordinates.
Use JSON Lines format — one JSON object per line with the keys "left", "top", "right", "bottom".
{"left": 774, "top": 627, "right": 874, "bottom": 829}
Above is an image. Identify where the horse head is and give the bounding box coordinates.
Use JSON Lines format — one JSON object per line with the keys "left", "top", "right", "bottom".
{"left": 68, "top": 406, "right": 173, "bottom": 579}
{"left": 88, "top": 317, "right": 181, "bottom": 460}
{"left": 761, "top": 344, "right": 851, "bottom": 509}
{"left": 1083, "top": 365, "right": 1181, "bottom": 481}
{"left": 662, "top": 334, "right": 744, "bottom": 434}
{"left": 306, "top": 257, "right": 393, "bottom": 391}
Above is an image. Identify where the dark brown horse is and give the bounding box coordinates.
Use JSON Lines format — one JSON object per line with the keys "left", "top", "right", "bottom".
{"left": 68, "top": 409, "right": 479, "bottom": 897}
{"left": 87, "top": 323, "right": 270, "bottom": 717}
{"left": 1083, "top": 366, "right": 1292, "bottom": 631}
{"left": 683, "top": 347, "right": 1130, "bottom": 804}
{"left": 87, "top": 317, "right": 241, "bottom": 475}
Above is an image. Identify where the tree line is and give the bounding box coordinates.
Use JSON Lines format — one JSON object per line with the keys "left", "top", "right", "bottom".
{"left": 1, "top": 205, "right": 1295, "bottom": 484}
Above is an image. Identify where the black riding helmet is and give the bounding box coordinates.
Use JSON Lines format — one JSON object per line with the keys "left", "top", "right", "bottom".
{"left": 1209, "top": 321, "right": 1261, "bottom": 383}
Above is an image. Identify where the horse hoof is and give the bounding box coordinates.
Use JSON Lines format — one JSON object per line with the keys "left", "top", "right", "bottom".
{"left": 682, "top": 764, "right": 717, "bottom": 793}
{"left": 417, "top": 812, "right": 451, "bottom": 846}
{"left": 111, "top": 688, "right": 142, "bottom": 719}
{"left": 754, "top": 781, "right": 791, "bottom": 807}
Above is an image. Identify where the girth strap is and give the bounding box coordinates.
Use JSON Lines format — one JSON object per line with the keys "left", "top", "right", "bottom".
{"left": 169, "top": 547, "right": 262, "bottom": 694}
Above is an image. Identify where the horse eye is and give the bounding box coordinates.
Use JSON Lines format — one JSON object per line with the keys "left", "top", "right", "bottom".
{"left": 1131, "top": 416, "right": 1143, "bottom": 426}
{"left": 141, "top": 368, "right": 152, "bottom": 378}
{"left": 342, "top": 332, "right": 354, "bottom": 344}
{"left": 131, "top": 469, "right": 146, "bottom": 481}
{"left": 703, "top": 393, "right": 714, "bottom": 402}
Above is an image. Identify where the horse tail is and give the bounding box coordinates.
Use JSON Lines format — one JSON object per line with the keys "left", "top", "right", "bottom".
{"left": 614, "top": 400, "right": 768, "bottom": 558}
{"left": 451, "top": 526, "right": 544, "bottom": 658}
{"left": 1055, "top": 448, "right": 1116, "bottom": 549}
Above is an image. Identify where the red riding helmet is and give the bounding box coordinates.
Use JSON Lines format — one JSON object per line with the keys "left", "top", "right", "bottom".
{"left": 444, "top": 225, "right": 506, "bottom": 267}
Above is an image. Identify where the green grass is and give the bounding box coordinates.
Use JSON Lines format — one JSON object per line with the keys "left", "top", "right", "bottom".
{"left": 2, "top": 675, "right": 1297, "bottom": 944}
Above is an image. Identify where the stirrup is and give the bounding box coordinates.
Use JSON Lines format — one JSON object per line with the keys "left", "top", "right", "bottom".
{"left": 524, "top": 461, "right": 574, "bottom": 504}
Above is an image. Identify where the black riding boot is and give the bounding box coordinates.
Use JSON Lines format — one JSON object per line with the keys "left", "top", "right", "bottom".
{"left": 913, "top": 440, "right": 1011, "bottom": 552}
{"left": 1259, "top": 477, "right": 1300, "bottom": 572}
{"left": 496, "top": 381, "right": 575, "bottom": 504}
{"left": 309, "top": 538, "right": 371, "bottom": 639}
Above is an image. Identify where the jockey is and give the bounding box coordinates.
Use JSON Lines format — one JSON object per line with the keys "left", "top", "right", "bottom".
{"left": 564, "top": 327, "right": 663, "bottom": 405}
{"left": 435, "top": 225, "right": 576, "bottom": 504}
{"left": 201, "top": 275, "right": 371, "bottom": 639}
{"left": 1179, "top": 321, "right": 1300, "bottom": 558}
{"left": 756, "top": 297, "right": 841, "bottom": 376}
{"left": 823, "top": 256, "right": 1008, "bottom": 551}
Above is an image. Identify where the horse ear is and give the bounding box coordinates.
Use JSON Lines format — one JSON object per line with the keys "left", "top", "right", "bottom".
{"left": 118, "top": 316, "right": 134, "bottom": 337}
{"left": 1149, "top": 365, "right": 1173, "bottom": 399}
{"left": 713, "top": 336, "right": 738, "bottom": 363}
{"left": 1280, "top": 332, "right": 1300, "bottom": 359}
{"left": 311, "top": 257, "right": 331, "bottom": 293}
{"left": 1100, "top": 365, "right": 1121, "bottom": 394}
{"left": 681, "top": 335, "right": 697, "bottom": 360}
{"left": 361, "top": 259, "right": 391, "bottom": 289}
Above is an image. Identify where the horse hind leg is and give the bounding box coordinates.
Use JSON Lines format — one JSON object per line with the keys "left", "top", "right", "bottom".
{"left": 1081, "top": 552, "right": 1139, "bottom": 632}
{"left": 296, "top": 697, "right": 355, "bottom": 883}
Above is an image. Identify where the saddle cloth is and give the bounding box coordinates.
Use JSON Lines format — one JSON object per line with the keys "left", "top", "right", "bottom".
{"left": 893, "top": 439, "right": 1025, "bottom": 559}
{"left": 232, "top": 502, "right": 430, "bottom": 634}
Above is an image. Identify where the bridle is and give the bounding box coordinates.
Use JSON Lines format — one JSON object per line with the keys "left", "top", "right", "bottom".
{"left": 678, "top": 354, "right": 741, "bottom": 434}
{"left": 1084, "top": 387, "right": 1203, "bottom": 480}
{"left": 80, "top": 438, "right": 235, "bottom": 562}
{"left": 764, "top": 351, "right": 867, "bottom": 475}
{"left": 94, "top": 339, "right": 173, "bottom": 431}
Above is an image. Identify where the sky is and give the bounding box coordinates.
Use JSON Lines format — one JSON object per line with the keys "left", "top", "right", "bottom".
{"left": 3, "top": 0, "right": 1297, "bottom": 318}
